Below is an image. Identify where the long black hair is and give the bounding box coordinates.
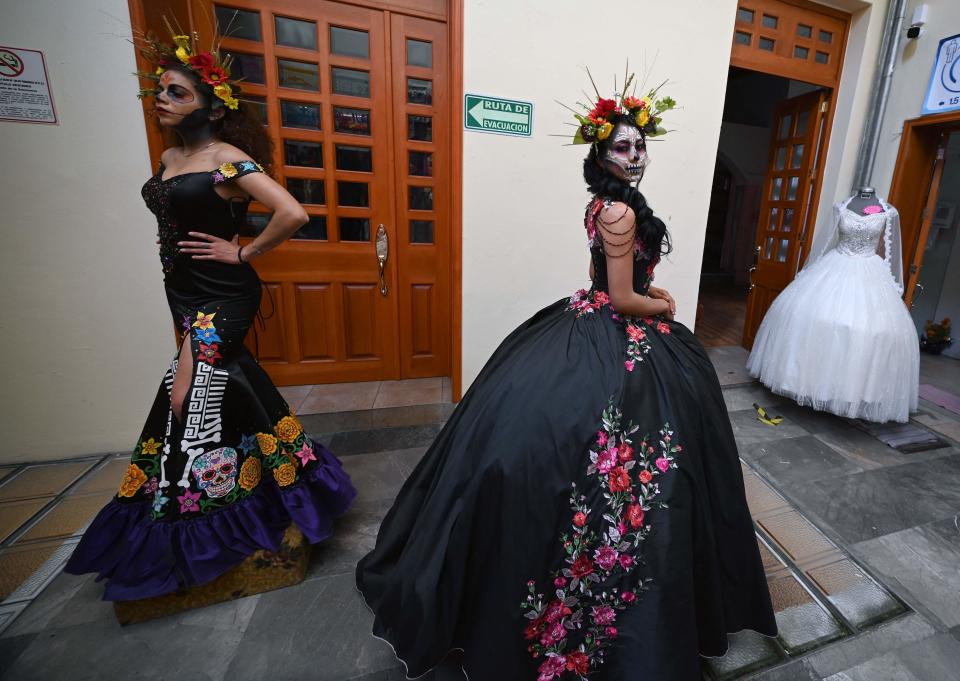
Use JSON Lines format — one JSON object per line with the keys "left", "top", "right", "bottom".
{"left": 582, "top": 112, "right": 672, "bottom": 257}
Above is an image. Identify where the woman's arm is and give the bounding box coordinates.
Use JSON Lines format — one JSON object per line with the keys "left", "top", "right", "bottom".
{"left": 598, "top": 203, "right": 671, "bottom": 318}
{"left": 178, "top": 153, "right": 308, "bottom": 264}
{"left": 232, "top": 172, "right": 308, "bottom": 262}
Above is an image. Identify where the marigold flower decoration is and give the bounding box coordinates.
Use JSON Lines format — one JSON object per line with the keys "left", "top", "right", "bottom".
{"left": 559, "top": 65, "right": 677, "bottom": 146}
{"left": 135, "top": 16, "right": 242, "bottom": 111}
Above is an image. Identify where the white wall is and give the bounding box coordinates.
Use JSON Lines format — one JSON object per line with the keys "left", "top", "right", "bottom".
{"left": 0, "top": 1, "right": 171, "bottom": 463}
{"left": 872, "top": 0, "right": 960, "bottom": 195}
{"left": 460, "top": 0, "right": 739, "bottom": 386}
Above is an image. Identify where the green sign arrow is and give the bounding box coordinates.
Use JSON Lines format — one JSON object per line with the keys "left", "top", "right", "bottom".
{"left": 464, "top": 94, "right": 533, "bottom": 137}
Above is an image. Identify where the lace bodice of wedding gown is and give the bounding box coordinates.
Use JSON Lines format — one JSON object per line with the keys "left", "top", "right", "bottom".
{"left": 836, "top": 209, "right": 885, "bottom": 257}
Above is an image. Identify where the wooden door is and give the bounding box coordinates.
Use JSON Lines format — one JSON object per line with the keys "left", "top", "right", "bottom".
{"left": 904, "top": 136, "right": 947, "bottom": 307}
{"left": 130, "top": 0, "right": 452, "bottom": 386}
{"left": 390, "top": 13, "right": 451, "bottom": 378}
{"left": 742, "top": 89, "right": 829, "bottom": 348}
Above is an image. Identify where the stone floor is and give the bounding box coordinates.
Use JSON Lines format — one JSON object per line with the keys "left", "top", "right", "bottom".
{"left": 1, "top": 351, "right": 959, "bottom": 680}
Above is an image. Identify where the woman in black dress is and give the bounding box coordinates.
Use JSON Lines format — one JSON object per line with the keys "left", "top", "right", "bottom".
{"left": 66, "top": 32, "right": 355, "bottom": 600}
{"left": 357, "top": 79, "right": 776, "bottom": 679}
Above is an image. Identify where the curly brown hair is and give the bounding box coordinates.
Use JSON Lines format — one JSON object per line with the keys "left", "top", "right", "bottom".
{"left": 163, "top": 65, "right": 273, "bottom": 174}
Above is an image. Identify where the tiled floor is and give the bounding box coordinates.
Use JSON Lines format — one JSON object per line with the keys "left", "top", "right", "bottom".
{"left": 2, "top": 352, "right": 960, "bottom": 680}
{"left": 280, "top": 376, "right": 452, "bottom": 415}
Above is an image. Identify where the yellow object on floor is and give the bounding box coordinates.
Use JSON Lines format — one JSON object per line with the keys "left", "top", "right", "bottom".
{"left": 753, "top": 403, "right": 783, "bottom": 426}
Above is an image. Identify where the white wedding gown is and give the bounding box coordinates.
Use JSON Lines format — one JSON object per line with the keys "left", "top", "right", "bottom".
{"left": 747, "top": 197, "right": 919, "bottom": 423}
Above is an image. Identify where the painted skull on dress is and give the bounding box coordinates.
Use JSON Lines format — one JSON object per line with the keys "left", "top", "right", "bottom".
{"left": 191, "top": 447, "right": 238, "bottom": 498}
{"left": 604, "top": 123, "right": 649, "bottom": 184}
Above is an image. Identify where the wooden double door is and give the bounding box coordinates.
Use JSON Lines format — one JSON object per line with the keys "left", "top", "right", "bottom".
{"left": 134, "top": 0, "right": 452, "bottom": 385}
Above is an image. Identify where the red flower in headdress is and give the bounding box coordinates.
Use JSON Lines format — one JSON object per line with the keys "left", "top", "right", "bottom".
{"left": 594, "top": 98, "right": 617, "bottom": 116}
{"left": 188, "top": 52, "right": 215, "bottom": 70}
{"left": 200, "top": 65, "right": 229, "bottom": 86}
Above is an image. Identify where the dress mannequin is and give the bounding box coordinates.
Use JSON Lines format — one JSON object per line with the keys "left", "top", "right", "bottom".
{"left": 846, "top": 186, "right": 884, "bottom": 216}
{"left": 747, "top": 188, "right": 919, "bottom": 422}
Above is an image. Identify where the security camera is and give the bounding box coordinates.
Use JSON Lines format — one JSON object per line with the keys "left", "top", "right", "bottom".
{"left": 907, "top": 4, "right": 927, "bottom": 40}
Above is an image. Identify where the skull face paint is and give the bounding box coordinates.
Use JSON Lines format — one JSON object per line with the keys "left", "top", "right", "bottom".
{"left": 191, "top": 447, "right": 239, "bottom": 498}
{"left": 603, "top": 123, "right": 649, "bottom": 184}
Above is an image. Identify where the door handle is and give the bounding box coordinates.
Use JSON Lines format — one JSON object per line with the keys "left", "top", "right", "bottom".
{"left": 748, "top": 245, "right": 760, "bottom": 291}
{"left": 376, "top": 224, "right": 389, "bottom": 296}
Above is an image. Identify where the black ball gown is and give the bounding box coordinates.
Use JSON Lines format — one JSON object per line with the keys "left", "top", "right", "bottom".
{"left": 65, "top": 160, "right": 356, "bottom": 600}
{"left": 356, "top": 197, "right": 776, "bottom": 680}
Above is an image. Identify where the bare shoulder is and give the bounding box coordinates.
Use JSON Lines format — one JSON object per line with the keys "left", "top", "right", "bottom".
{"left": 214, "top": 142, "right": 254, "bottom": 165}
{"left": 160, "top": 147, "right": 179, "bottom": 165}
{"left": 598, "top": 201, "right": 636, "bottom": 230}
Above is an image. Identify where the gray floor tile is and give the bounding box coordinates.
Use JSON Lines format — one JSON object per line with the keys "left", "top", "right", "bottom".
{"left": 852, "top": 518, "right": 960, "bottom": 629}
{"left": 706, "top": 346, "right": 754, "bottom": 386}
{"left": 728, "top": 408, "right": 812, "bottom": 448}
{"left": 392, "top": 447, "right": 428, "bottom": 476}
{"left": 805, "top": 613, "right": 937, "bottom": 678}
{"left": 226, "top": 572, "right": 398, "bottom": 681}
{"left": 1, "top": 571, "right": 88, "bottom": 638}
{"left": 307, "top": 499, "right": 388, "bottom": 581}
{"left": 743, "top": 435, "right": 863, "bottom": 485}
{"left": 721, "top": 383, "right": 789, "bottom": 414}
{"left": 896, "top": 633, "right": 960, "bottom": 681}
{"left": 781, "top": 457, "right": 960, "bottom": 544}
{"left": 0, "top": 632, "right": 36, "bottom": 679}
{"left": 740, "top": 658, "right": 819, "bottom": 681}
{"left": 3, "top": 616, "right": 244, "bottom": 681}
{"left": 339, "top": 452, "right": 409, "bottom": 503}
{"left": 327, "top": 424, "right": 443, "bottom": 457}
{"left": 822, "top": 651, "right": 922, "bottom": 681}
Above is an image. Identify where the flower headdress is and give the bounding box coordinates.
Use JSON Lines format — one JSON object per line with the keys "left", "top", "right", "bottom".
{"left": 136, "top": 17, "right": 241, "bottom": 110}
{"left": 562, "top": 66, "right": 677, "bottom": 145}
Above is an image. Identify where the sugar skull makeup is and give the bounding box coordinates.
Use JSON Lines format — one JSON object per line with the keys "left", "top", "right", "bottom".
{"left": 156, "top": 71, "right": 197, "bottom": 105}
{"left": 603, "top": 123, "right": 649, "bottom": 184}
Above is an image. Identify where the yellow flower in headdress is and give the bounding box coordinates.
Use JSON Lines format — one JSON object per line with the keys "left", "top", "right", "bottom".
{"left": 224, "top": 97, "right": 240, "bottom": 110}
{"left": 597, "top": 122, "right": 613, "bottom": 141}
{"left": 213, "top": 84, "right": 239, "bottom": 110}
{"left": 172, "top": 35, "right": 192, "bottom": 64}
{"left": 635, "top": 109, "right": 650, "bottom": 127}
{"left": 155, "top": 66, "right": 165, "bottom": 76}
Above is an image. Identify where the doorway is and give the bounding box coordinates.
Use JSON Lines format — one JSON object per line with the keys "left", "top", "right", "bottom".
{"left": 695, "top": 0, "right": 850, "bottom": 349}
{"left": 694, "top": 67, "right": 826, "bottom": 348}
{"left": 129, "top": 0, "right": 461, "bottom": 388}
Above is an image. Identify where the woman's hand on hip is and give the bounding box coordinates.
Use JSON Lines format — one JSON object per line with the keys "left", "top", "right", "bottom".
{"left": 178, "top": 232, "right": 242, "bottom": 264}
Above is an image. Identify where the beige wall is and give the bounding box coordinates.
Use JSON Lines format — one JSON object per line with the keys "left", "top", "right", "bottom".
{"left": 872, "top": 0, "right": 960, "bottom": 193}
{"left": 460, "top": 0, "right": 740, "bottom": 386}
{"left": 0, "top": 1, "right": 171, "bottom": 463}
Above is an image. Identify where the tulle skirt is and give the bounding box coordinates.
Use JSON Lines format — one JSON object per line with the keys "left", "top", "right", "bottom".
{"left": 747, "top": 251, "right": 919, "bottom": 423}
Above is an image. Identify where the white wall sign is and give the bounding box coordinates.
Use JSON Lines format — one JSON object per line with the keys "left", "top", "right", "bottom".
{"left": 0, "top": 46, "right": 58, "bottom": 125}
{"left": 923, "top": 34, "right": 960, "bottom": 115}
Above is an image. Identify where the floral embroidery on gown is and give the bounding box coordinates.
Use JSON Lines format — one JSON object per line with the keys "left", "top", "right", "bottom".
{"left": 65, "top": 161, "right": 356, "bottom": 600}
{"left": 357, "top": 196, "right": 776, "bottom": 680}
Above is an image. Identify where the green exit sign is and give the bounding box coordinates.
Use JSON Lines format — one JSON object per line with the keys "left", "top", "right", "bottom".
{"left": 464, "top": 94, "right": 533, "bottom": 137}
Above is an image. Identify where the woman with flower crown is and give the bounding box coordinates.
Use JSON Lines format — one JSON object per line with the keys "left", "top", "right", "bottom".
{"left": 64, "top": 28, "right": 355, "bottom": 600}
{"left": 357, "top": 71, "right": 776, "bottom": 680}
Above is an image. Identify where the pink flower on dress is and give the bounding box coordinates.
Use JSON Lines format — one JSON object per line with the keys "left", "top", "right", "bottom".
{"left": 594, "top": 545, "right": 619, "bottom": 571}
{"left": 638, "top": 469, "right": 653, "bottom": 484}
{"left": 863, "top": 204, "right": 883, "bottom": 215}
{"left": 177, "top": 489, "right": 202, "bottom": 513}
{"left": 596, "top": 447, "right": 618, "bottom": 474}
{"left": 596, "top": 431, "right": 608, "bottom": 447}
{"left": 591, "top": 605, "right": 616, "bottom": 626}
{"left": 624, "top": 360, "right": 635, "bottom": 372}
{"left": 605, "top": 626, "right": 618, "bottom": 638}
{"left": 594, "top": 290, "right": 610, "bottom": 305}
{"left": 619, "top": 554, "right": 635, "bottom": 570}
{"left": 621, "top": 590, "right": 636, "bottom": 602}
{"left": 538, "top": 655, "right": 567, "bottom": 681}
{"left": 627, "top": 325, "right": 646, "bottom": 341}
{"left": 617, "top": 443, "right": 634, "bottom": 462}
{"left": 540, "top": 620, "right": 567, "bottom": 646}
{"left": 655, "top": 457, "right": 670, "bottom": 473}
{"left": 656, "top": 321, "right": 671, "bottom": 334}
{"left": 294, "top": 441, "right": 316, "bottom": 466}
{"left": 554, "top": 576, "right": 568, "bottom": 588}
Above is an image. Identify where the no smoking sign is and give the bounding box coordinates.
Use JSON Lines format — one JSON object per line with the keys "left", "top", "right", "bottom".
{"left": 0, "top": 46, "right": 57, "bottom": 124}
{"left": 0, "top": 49, "right": 25, "bottom": 78}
